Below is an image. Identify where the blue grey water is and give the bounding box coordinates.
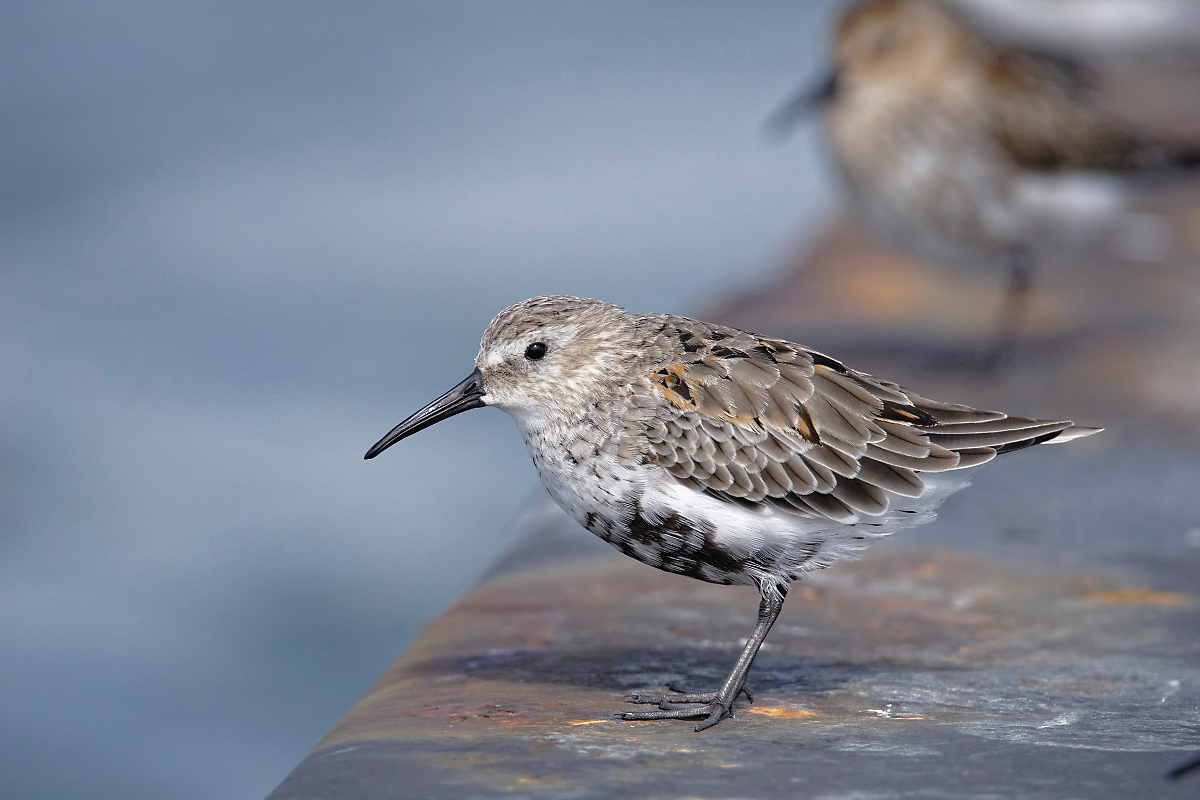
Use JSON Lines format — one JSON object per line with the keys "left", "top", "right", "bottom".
{"left": 0, "top": 2, "right": 841, "bottom": 798}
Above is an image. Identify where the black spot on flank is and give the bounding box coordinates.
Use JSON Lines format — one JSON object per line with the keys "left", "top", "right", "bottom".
{"left": 683, "top": 339, "right": 706, "bottom": 353}
{"left": 678, "top": 331, "right": 693, "bottom": 341}
{"left": 616, "top": 496, "right": 747, "bottom": 584}
{"left": 711, "top": 345, "right": 749, "bottom": 360}
{"left": 809, "top": 352, "right": 849, "bottom": 373}
{"left": 708, "top": 332, "right": 730, "bottom": 341}
{"left": 673, "top": 382, "right": 694, "bottom": 404}
{"left": 623, "top": 497, "right": 685, "bottom": 546}
{"left": 879, "top": 401, "right": 939, "bottom": 427}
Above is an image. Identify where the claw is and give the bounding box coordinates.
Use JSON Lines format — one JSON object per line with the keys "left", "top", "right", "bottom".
{"left": 619, "top": 701, "right": 723, "bottom": 722}
{"left": 625, "top": 693, "right": 667, "bottom": 705}
{"left": 695, "top": 705, "right": 733, "bottom": 731}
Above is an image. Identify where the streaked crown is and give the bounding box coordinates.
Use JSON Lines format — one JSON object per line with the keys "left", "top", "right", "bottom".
{"left": 475, "top": 296, "right": 643, "bottom": 418}
{"left": 834, "top": 0, "right": 974, "bottom": 90}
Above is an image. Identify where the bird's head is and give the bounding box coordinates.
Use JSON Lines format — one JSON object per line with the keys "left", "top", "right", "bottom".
{"left": 364, "top": 296, "right": 639, "bottom": 459}
{"left": 766, "top": 0, "right": 976, "bottom": 139}
{"left": 833, "top": 0, "right": 974, "bottom": 96}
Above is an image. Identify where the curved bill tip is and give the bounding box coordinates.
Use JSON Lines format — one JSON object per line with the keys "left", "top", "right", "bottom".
{"left": 364, "top": 368, "right": 486, "bottom": 460}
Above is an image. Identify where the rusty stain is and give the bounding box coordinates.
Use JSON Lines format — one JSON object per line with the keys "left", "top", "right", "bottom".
{"left": 797, "top": 584, "right": 821, "bottom": 601}
{"left": 744, "top": 706, "right": 820, "bottom": 719}
{"left": 1081, "top": 588, "right": 1191, "bottom": 605}
{"left": 914, "top": 561, "right": 941, "bottom": 578}
{"left": 839, "top": 250, "right": 1070, "bottom": 335}
{"left": 708, "top": 219, "right": 1073, "bottom": 340}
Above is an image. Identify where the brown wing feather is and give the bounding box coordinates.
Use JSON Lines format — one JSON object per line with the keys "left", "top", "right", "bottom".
{"left": 985, "top": 48, "right": 1146, "bottom": 171}
{"left": 637, "top": 316, "right": 1091, "bottom": 523}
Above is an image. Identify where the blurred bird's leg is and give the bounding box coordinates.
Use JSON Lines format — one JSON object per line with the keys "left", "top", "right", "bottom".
{"left": 981, "top": 246, "right": 1034, "bottom": 370}
{"left": 621, "top": 585, "right": 786, "bottom": 731}
{"left": 1167, "top": 752, "right": 1200, "bottom": 781}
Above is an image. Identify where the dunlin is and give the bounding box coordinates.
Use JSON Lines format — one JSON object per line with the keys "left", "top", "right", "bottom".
{"left": 366, "top": 296, "right": 1100, "bottom": 730}
{"left": 770, "top": 0, "right": 1199, "bottom": 360}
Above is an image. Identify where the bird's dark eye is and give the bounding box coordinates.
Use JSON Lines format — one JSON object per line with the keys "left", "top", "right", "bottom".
{"left": 524, "top": 342, "right": 548, "bottom": 360}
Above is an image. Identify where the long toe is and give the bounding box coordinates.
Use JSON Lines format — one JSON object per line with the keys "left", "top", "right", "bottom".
{"left": 662, "top": 692, "right": 720, "bottom": 704}
{"left": 619, "top": 702, "right": 719, "bottom": 722}
{"left": 627, "top": 684, "right": 749, "bottom": 706}
{"left": 625, "top": 692, "right": 676, "bottom": 705}
{"left": 625, "top": 691, "right": 718, "bottom": 705}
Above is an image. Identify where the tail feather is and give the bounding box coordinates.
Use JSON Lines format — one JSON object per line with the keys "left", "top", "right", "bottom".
{"left": 1042, "top": 424, "right": 1104, "bottom": 444}
{"left": 906, "top": 405, "right": 1102, "bottom": 465}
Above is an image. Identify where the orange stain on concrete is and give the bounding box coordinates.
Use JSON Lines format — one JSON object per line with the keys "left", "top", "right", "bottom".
{"left": 1082, "top": 588, "right": 1190, "bottom": 606}
{"left": 745, "top": 706, "right": 820, "bottom": 719}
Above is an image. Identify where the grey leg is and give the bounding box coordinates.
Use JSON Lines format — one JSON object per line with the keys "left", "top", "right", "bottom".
{"left": 1168, "top": 752, "right": 1200, "bottom": 781}
{"left": 621, "top": 585, "right": 786, "bottom": 731}
{"left": 982, "top": 247, "right": 1033, "bottom": 369}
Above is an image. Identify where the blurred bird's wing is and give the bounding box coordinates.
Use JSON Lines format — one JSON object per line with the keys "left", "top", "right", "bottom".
{"left": 984, "top": 48, "right": 1150, "bottom": 171}
{"left": 634, "top": 316, "right": 1097, "bottom": 523}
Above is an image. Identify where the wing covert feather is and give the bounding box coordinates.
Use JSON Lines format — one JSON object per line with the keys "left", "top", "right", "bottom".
{"left": 985, "top": 49, "right": 1146, "bottom": 172}
{"left": 635, "top": 315, "right": 1092, "bottom": 523}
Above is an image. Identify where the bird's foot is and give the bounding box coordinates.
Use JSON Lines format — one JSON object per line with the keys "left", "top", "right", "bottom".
{"left": 619, "top": 699, "right": 735, "bottom": 731}
{"left": 621, "top": 683, "right": 750, "bottom": 731}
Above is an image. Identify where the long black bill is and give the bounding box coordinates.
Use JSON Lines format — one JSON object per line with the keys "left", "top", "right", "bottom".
{"left": 364, "top": 368, "right": 486, "bottom": 459}
{"left": 762, "top": 68, "right": 839, "bottom": 141}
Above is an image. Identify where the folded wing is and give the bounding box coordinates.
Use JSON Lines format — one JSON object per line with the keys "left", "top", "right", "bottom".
{"left": 636, "top": 317, "right": 1098, "bottom": 524}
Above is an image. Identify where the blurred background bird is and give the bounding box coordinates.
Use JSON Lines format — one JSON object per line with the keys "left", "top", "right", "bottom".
{"left": 768, "top": 0, "right": 1200, "bottom": 366}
